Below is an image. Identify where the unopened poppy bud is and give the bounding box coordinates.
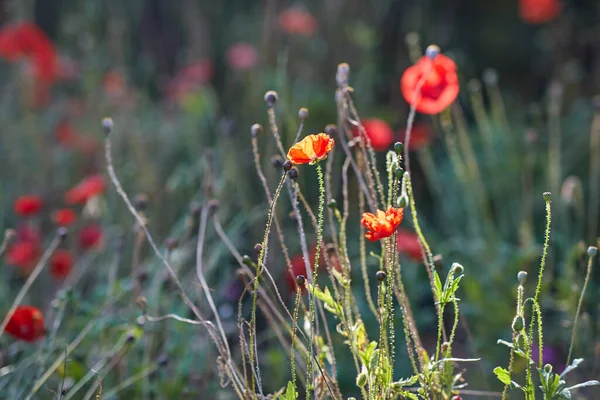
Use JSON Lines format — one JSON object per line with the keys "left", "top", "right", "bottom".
{"left": 433, "top": 254, "right": 443, "bottom": 269}
{"left": 271, "top": 155, "right": 283, "bottom": 169}
{"left": 254, "top": 243, "right": 263, "bottom": 254}
{"left": 376, "top": 270, "right": 386, "bottom": 282}
{"left": 282, "top": 160, "right": 293, "bottom": 172}
{"left": 264, "top": 90, "right": 278, "bottom": 107}
{"left": 288, "top": 168, "right": 298, "bottom": 180}
{"left": 482, "top": 68, "right": 499, "bottom": 85}
{"left": 295, "top": 275, "right": 306, "bottom": 286}
{"left": 512, "top": 316, "right": 524, "bottom": 332}
{"left": 102, "top": 117, "right": 113, "bottom": 135}
{"left": 543, "top": 364, "right": 553, "bottom": 374}
{"left": 587, "top": 246, "right": 598, "bottom": 257}
{"left": 356, "top": 372, "right": 367, "bottom": 387}
{"left": 397, "top": 195, "right": 408, "bottom": 208}
{"left": 57, "top": 227, "right": 68, "bottom": 241}
{"left": 157, "top": 354, "right": 169, "bottom": 367}
{"left": 166, "top": 238, "right": 178, "bottom": 250}
{"left": 394, "top": 167, "right": 404, "bottom": 179}
{"left": 393, "top": 142, "right": 404, "bottom": 154}
{"left": 516, "top": 333, "right": 527, "bottom": 349}
{"left": 517, "top": 271, "right": 528, "bottom": 285}
{"left": 251, "top": 123, "right": 263, "bottom": 137}
{"left": 324, "top": 124, "right": 337, "bottom": 136}
{"left": 134, "top": 193, "right": 149, "bottom": 211}
{"left": 242, "top": 255, "right": 252, "bottom": 266}
{"left": 328, "top": 199, "right": 338, "bottom": 209}
{"left": 189, "top": 202, "right": 202, "bottom": 217}
{"left": 425, "top": 45, "right": 440, "bottom": 59}
{"left": 451, "top": 263, "right": 464, "bottom": 274}
{"left": 298, "top": 108, "right": 309, "bottom": 121}
{"left": 543, "top": 192, "right": 552, "bottom": 202}
{"left": 136, "top": 296, "right": 147, "bottom": 311}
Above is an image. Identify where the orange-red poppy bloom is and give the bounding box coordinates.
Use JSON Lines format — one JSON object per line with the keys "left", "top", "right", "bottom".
{"left": 396, "top": 229, "right": 422, "bottom": 261}
{"left": 6, "top": 241, "right": 41, "bottom": 271}
{"left": 401, "top": 47, "right": 459, "bottom": 115}
{"left": 519, "top": 0, "right": 561, "bottom": 24}
{"left": 52, "top": 208, "right": 77, "bottom": 226}
{"left": 400, "top": 123, "right": 434, "bottom": 151}
{"left": 226, "top": 42, "right": 258, "bottom": 71}
{"left": 79, "top": 224, "right": 104, "bottom": 250}
{"left": 4, "top": 305, "right": 45, "bottom": 342}
{"left": 278, "top": 7, "right": 318, "bottom": 36}
{"left": 14, "top": 195, "right": 43, "bottom": 216}
{"left": 357, "top": 119, "right": 394, "bottom": 152}
{"left": 49, "top": 249, "right": 73, "bottom": 279}
{"left": 287, "top": 133, "right": 334, "bottom": 165}
{"left": 65, "top": 174, "right": 106, "bottom": 204}
{"left": 360, "top": 206, "right": 404, "bottom": 242}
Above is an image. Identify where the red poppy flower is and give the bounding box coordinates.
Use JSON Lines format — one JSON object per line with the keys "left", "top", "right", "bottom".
{"left": 79, "top": 224, "right": 104, "bottom": 250}
{"left": 357, "top": 119, "right": 394, "bottom": 152}
{"left": 519, "top": 0, "right": 561, "bottom": 24}
{"left": 226, "top": 42, "right": 258, "bottom": 71}
{"left": 14, "top": 195, "right": 43, "bottom": 216}
{"left": 287, "top": 133, "right": 334, "bottom": 165}
{"left": 400, "top": 123, "right": 434, "bottom": 151}
{"left": 401, "top": 47, "right": 459, "bottom": 115}
{"left": 65, "top": 174, "right": 106, "bottom": 204}
{"left": 6, "top": 241, "right": 41, "bottom": 271}
{"left": 4, "top": 305, "right": 45, "bottom": 342}
{"left": 278, "top": 7, "right": 318, "bottom": 36}
{"left": 360, "top": 206, "right": 404, "bottom": 242}
{"left": 49, "top": 249, "right": 73, "bottom": 279}
{"left": 52, "top": 208, "right": 77, "bottom": 226}
{"left": 396, "top": 229, "right": 422, "bottom": 261}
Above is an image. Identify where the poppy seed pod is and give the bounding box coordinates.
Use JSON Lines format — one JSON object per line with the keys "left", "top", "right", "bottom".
{"left": 587, "top": 246, "right": 598, "bottom": 257}
{"left": 254, "top": 243, "right": 263, "bottom": 254}
{"left": 264, "top": 90, "right": 278, "bottom": 107}
{"left": 242, "top": 255, "right": 252, "bottom": 266}
{"left": 543, "top": 192, "right": 552, "bottom": 202}
{"left": 376, "top": 270, "right": 386, "bottom": 282}
{"left": 295, "top": 275, "right": 306, "bottom": 286}
{"left": 324, "top": 124, "right": 337, "bottom": 136}
{"left": 271, "top": 155, "right": 284, "bottom": 169}
{"left": 157, "top": 354, "right": 169, "bottom": 367}
{"left": 298, "top": 108, "right": 309, "bottom": 121}
{"left": 134, "top": 193, "right": 149, "bottom": 211}
{"left": 282, "top": 160, "right": 293, "bottom": 172}
{"left": 328, "top": 199, "right": 338, "bottom": 209}
{"left": 102, "top": 117, "right": 113, "bottom": 135}
{"left": 57, "top": 227, "right": 68, "bottom": 241}
{"left": 425, "top": 44, "right": 440, "bottom": 59}
{"left": 251, "top": 123, "right": 263, "bottom": 137}
{"left": 393, "top": 142, "right": 404, "bottom": 154}
{"left": 288, "top": 168, "right": 298, "bottom": 180}
{"left": 517, "top": 271, "right": 528, "bottom": 285}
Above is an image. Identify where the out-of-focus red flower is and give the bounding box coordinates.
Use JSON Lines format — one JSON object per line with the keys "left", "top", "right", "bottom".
{"left": 166, "top": 59, "right": 213, "bottom": 102}
{"left": 52, "top": 208, "right": 77, "bottom": 226}
{"left": 103, "top": 70, "right": 127, "bottom": 97}
{"left": 4, "top": 305, "right": 45, "bottom": 342}
{"left": 65, "top": 174, "right": 106, "bottom": 205}
{"left": 519, "top": 0, "right": 561, "bottom": 24}
{"left": 13, "top": 195, "right": 43, "bottom": 216}
{"left": 55, "top": 120, "right": 78, "bottom": 147}
{"left": 396, "top": 229, "right": 422, "bottom": 261}
{"left": 285, "top": 244, "right": 341, "bottom": 292}
{"left": 226, "top": 43, "right": 258, "bottom": 71}
{"left": 6, "top": 241, "right": 41, "bottom": 271}
{"left": 79, "top": 224, "right": 104, "bottom": 250}
{"left": 361, "top": 206, "right": 404, "bottom": 242}
{"left": 401, "top": 47, "right": 459, "bottom": 115}
{"left": 400, "top": 123, "right": 434, "bottom": 151}
{"left": 49, "top": 249, "right": 73, "bottom": 279}
{"left": 278, "top": 7, "right": 318, "bottom": 36}
{"left": 287, "top": 133, "right": 334, "bottom": 165}
{"left": 357, "top": 119, "right": 394, "bottom": 152}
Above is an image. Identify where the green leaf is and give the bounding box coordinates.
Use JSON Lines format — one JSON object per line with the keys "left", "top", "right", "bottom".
{"left": 280, "top": 381, "right": 298, "bottom": 400}
{"left": 433, "top": 271, "right": 443, "bottom": 300}
{"left": 494, "top": 367, "right": 512, "bottom": 386}
{"left": 566, "top": 380, "right": 600, "bottom": 391}
{"left": 560, "top": 358, "right": 584, "bottom": 378}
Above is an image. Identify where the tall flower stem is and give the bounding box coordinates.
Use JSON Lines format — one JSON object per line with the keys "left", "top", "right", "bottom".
{"left": 567, "top": 247, "right": 595, "bottom": 365}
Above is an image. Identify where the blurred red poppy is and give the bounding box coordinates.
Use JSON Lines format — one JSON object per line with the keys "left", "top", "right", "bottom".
{"left": 400, "top": 123, "right": 434, "bottom": 151}
{"left": 6, "top": 241, "right": 41, "bottom": 271}
{"left": 278, "top": 7, "right": 318, "bottom": 36}
{"left": 166, "top": 59, "right": 213, "bottom": 102}
{"left": 52, "top": 208, "right": 77, "bottom": 226}
{"left": 14, "top": 195, "right": 43, "bottom": 216}
{"left": 226, "top": 42, "right": 258, "bottom": 71}
{"left": 357, "top": 119, "right": 394, "bottom": 151}
{"left": 4, "top": 305, "right": 45, "bottom": 342}
{"left": 401, "top": 48, "right": 459, "bottom": 115}
{"left": 285, "top": 244, "right": 341, "bottom": 292}
{"left": 79, "top": 224, "right": 104, "bottom": 250}
{"left": 519, "top": 0, "right": 561, "bottom": 24}
{"left": 65, "top": 174, "right": 106, "bottom": 204}
{"left": 396, "top": 229, "right": 422, "bottom": 261}
{"left": 55, "top": 120, "right": 78, "bottom": 147}
{"left": 49, "top": 249, "right": 73, "bottom": 279}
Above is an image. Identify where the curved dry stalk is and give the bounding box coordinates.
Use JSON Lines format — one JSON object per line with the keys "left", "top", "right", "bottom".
{"left": 0, "top": 229, "right": 15, "bottom": 258}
